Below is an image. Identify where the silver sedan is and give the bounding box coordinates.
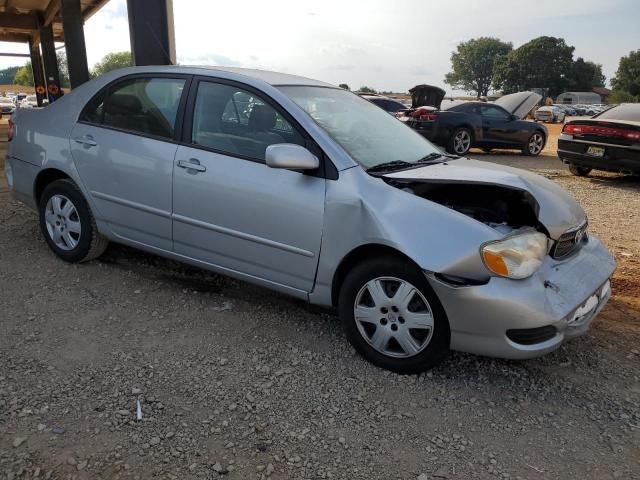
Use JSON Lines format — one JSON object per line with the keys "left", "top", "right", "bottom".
{"left": 5, "top": 66, "right": 615, "bottom": 373}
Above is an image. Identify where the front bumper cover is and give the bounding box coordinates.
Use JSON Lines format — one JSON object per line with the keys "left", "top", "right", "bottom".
{"left": 428, "top": 235, "right": 616, "bottom": 359}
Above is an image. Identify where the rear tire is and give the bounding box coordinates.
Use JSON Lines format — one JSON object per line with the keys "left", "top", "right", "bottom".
{"left": 568, "top": 164, "right": 592, "bottom": 176}
{"left": 446, "top": 127, "right": 472, "bottom": 156}
{"left": 338, "top": 256, "right": 450, "bottom": 374}
{"left": 38, "top": 179, "right": 109, "bottom": 263}
{"left": 522, "top": 131, "right": 545, "bottom": 156}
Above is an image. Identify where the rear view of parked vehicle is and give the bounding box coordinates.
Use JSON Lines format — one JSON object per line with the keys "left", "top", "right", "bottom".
{"left": 5, "top": 66, "right": 615, "bottom": 374}
{"left": 558, "top": 103, "right": 640, "bottom": 176}
{"left": 535, "top": 106, "right": 566, "bottom": 123}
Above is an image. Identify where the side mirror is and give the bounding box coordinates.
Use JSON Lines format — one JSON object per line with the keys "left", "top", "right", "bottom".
{"left": 511, "top": 114, "right": 519, "bottom": 121}
{"left": 265, "top": 144, "right": 319, "bottom": 170}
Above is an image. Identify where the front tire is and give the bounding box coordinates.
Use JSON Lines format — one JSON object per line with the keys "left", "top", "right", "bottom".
{"left": 39, "top": 179, "right": 109, "bottom": 262}
{"left": 446, "top": 127, "right": 472, "bottom": 156}
{"left": 522, "top": 131, "right": 545, "bottom": 156}
{"left": 568, "top": 164, "right": 591, "bottom": 176}
{"left": 338, "top": 256, "right": 450, "bottom": 374}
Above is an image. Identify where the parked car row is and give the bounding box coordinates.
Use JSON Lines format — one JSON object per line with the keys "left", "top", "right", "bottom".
{"left": 5, "top": 66, "right": 616, "bottom": 373}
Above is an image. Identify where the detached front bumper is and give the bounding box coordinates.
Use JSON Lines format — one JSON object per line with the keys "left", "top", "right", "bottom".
{"left": 428, "top": 235, "right": 616, "bottom": 359}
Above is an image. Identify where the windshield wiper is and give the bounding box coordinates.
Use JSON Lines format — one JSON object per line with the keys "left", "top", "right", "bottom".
{"left": 416, "top": 152, "right": 458, "bottom": 162}
{"left": 366, "top": 160, "right": 413, "bottom": 174}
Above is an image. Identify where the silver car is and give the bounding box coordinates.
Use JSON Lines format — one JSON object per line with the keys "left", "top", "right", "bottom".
{"left": 5, "top": 66, "right": 615, "bottom": 373}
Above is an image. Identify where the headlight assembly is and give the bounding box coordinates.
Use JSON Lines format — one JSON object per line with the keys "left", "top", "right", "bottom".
{"left": 481, "top": 231, "right": 548, "bottom": 279}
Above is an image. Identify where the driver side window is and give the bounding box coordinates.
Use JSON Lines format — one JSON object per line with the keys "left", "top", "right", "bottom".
{"left": 191, "top": 81, "right": 305, "bottom": 161}
{"left": 480, "top": 105, "right": 511, "bottom": 121}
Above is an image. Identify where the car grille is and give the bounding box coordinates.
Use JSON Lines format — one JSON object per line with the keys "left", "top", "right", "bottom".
{"left": 552, "top": 221, "right": 588, "bottom": 259}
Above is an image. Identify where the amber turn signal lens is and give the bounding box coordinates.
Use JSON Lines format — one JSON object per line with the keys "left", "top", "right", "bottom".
{"left": 482, "top": 251, "right": 509, "bottom": 276}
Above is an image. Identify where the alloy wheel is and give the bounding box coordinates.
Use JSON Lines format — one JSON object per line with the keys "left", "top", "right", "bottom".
{"left": 353, "top": 277, "right": 434, "bottom": 358}
{"left": 44, "top": 194, "right": 81, "bottom": 251}
{"left": 528, "top": 133, "right": 544, "bottom": 155}
{"left": 453, "top": 130, "right": 471, "bottom": 154}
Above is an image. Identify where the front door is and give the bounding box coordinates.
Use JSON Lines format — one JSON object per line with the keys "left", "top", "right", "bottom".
{"left": 70, "top": 76, "right": 188, "bottom": 250}
{"left": 479, "top": 104, "right": 518, "bottom": 147}
{"left": 172, "top": 80, "right": 325, "bottom": 293}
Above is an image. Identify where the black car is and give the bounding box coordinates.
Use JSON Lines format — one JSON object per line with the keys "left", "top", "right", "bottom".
{"left": 558, "top": 103, "right": 640, "bottom": 176}
{"left": 359, "top": 94, "right": 408, "bottom": 114}
{"left": 397, "top": 88, "right": 547, "bottom": 156}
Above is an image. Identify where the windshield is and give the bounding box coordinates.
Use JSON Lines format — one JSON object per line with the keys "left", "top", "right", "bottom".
{"left": 279, "top": 86, "right": 442, "bottom": 169}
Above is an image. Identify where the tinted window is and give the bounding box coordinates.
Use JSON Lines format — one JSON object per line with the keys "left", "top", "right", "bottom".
{"left": 370, "top": 98, "right": 406, "bottom": 113}
{"left": 480, "top": 105, "right": 511, "bottom": 121}
{"left": 449, "top": 103, "right": 477, "bottom": 114}
{"left": 594, "top": 104, "right": 640, "bottom": 122}
{"left": 81, "top": 77, "right": 185, "bottom": 140}
{"left": 191, "top": 82, "right": 304, "bottom": 161}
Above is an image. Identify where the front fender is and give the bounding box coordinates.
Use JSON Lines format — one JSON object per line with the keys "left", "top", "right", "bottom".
{"left": 311, "top": 167, "right": 499, "bottom": 306}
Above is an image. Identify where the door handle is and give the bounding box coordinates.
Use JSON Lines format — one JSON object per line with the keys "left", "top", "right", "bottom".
{"left": 177, "top": 158, "right": 206, "bottom": 173}
{"left": 74, "top": 136, "right": 97, "bottom": 147}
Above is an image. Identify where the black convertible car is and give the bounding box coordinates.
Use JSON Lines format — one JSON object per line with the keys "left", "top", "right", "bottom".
{"left": 397, "top": 87, "right": 547, "bottom": 156}
{"left": 558, "top": 103, "right": 640, "bottom": 176}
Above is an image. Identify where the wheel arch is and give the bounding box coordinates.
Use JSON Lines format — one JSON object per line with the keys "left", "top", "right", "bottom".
{"left": 330, "top": 243, "right": 420, "bottom": 308}
{"left": 34, "top": 168, "right": 73, "bottom": 205}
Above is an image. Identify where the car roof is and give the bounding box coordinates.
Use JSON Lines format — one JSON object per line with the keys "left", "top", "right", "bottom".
{"left": 105, "top": 65, "right": 337, "bottom": 88}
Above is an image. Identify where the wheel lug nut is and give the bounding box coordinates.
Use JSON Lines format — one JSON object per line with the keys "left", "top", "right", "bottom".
{"left": 390, "top": 324, "right": 398, "bottom": 332}
{"left": 398, "top": 317, "right": 404, "bottom": 324}
{"left": 391, "top": 306, "right": 399, "bottom": 312}
{"left": 380, "top": 307, "right": 388, "bottom": 314}
{"left": 380, "top": 318, "right": 387, "bottom": 326}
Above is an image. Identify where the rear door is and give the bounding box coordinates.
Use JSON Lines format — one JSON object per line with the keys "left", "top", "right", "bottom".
{"left": 70, "top": 75, "right": 189, "bottom": 250}
{"left": 171, "top": 79, "right": 325, "bottom": 293}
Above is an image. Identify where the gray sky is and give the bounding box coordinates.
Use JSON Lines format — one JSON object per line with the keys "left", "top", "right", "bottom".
{"left": 1, "top": 0, "right": 638, "bottom": 94}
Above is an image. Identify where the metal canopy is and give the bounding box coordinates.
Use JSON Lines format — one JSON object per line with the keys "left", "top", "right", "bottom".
{"left": 0, "top": 0, "right": 108, "bottom": 46}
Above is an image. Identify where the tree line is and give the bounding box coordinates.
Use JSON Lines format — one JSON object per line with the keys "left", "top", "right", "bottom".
{"left": 2, "top": 51, "right": 133, "bottom": 88}
{"left": 444, "top": 36, "right": 639, "bottom": 102}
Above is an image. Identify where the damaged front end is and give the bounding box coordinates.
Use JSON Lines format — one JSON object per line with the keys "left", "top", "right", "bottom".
{"left": 372, "top": 158, "right": 616, "bottom": 358}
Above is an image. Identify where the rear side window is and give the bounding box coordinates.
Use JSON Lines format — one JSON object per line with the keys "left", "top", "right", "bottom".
{"left": 595, "top": 104, "right": 640, "bottom": 122}
{"left": 80, "top": 77, "right": 186, "bottom": 140}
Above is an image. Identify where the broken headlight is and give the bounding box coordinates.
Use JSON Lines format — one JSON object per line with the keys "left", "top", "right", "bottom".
{"left": 481, "top": 232, "right": 548, "bottom": 279}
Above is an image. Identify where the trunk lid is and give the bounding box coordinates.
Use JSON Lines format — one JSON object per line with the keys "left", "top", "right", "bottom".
{"left": 409, "top": 84, "right": 446, "bottom": 109}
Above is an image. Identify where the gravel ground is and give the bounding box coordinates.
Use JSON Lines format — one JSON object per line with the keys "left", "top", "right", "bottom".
{"left": 1, "top": 124, "right": 639, "bottom": 480}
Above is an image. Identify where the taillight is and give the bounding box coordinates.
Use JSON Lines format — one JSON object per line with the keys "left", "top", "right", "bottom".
{"left": 410, "top": 108, "right": 438, "bottom": 121}
{"left": 563, "top": 123, "right": 640, "bottom": 142}
{"left": 418, "top": 113, "right": 438, "bottom": 121}
{"left": 7, "top": 119, "right": 15, "bottom": 141}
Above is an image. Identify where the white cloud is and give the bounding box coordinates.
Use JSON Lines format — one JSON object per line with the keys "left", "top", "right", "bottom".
{"left": 0, "top": 0, "right": 636, "bottom": 93}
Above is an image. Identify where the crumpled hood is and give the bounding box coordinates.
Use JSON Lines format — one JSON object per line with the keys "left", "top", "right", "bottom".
{"left": 383, "top": 159, "right": 585, "bottom": 239}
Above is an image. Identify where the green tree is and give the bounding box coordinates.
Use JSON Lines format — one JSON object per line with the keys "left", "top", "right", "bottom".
{"left": 611, "top": 50, "right": 640, "bottom": 97}
{"left": 444, "top": 37, "right": 512, "bottom": 98}
{"left": 12, "top": 53, "right": 69, "bottom": 88}
{"left": 91, "top": 51, "right": 133, "bottom": 78}
{"left": 338, "top": 83, "right": 350, "bottom": 90}
{"left": 0, "top": 66, "right": 19, "bottom": 84}
{"left": 494, "top": 36, "right": 575, "bottom": 97}
{"left": 609, "top": 89, "right": 638, "bottom": 103}
{"left": 14, "top": 62, "right": 33, "bottom": 86}
{"left": 570, "top": 58, "right": 605, "bottom": 90}
{"left": 357, "top": 86, "right": 377, "bottom": 93}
